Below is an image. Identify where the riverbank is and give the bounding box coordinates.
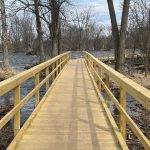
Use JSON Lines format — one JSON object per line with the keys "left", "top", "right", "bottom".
{"left": 127, "top": 73, "right": 150, "bottom": 89}
{"left": 0, "top": 68, "right": 18, "bottom": 81}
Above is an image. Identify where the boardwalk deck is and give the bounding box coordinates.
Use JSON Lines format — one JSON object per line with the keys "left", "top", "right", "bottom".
{"left": 9, "top": 59, "right": 120, "bottom": 150}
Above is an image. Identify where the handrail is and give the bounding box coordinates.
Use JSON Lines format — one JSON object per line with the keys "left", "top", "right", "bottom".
{"left": 84, "top": 51, "right": 150, "bottom": 150}
{"left": 85, "top": 52, "right": 150, "bottom": 110}
{"left": 0, "top": 52, "right": 70, "bottom": 96}
{"left": 0, "top": 52, "right": 71, "bottom": 136}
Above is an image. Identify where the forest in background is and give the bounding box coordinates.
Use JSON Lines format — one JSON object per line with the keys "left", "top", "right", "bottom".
{"left": 0, "top": 0, "right": 149, "bottom": 74}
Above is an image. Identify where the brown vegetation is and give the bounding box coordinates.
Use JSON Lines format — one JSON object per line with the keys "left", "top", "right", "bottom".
{"left": 0, "top": 68, "right": 18, "bottom": 81}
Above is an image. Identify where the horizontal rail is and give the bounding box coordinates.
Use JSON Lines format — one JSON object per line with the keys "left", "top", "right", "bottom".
{"left": 84, "top": 51, "right": 150, "bottom": 150}
{"left": 85, "top": 52, "right": 150, "bottom": 110}
{"left": 0, "top": 52, "right": 70, "bottom": 136}
{"left": 0, "top": 52, "right": 70, "bottom": 96}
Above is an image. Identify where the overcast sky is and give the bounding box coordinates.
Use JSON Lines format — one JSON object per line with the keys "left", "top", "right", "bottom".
{"left": 72, "top": 0, "right": 122, "bottom": 25}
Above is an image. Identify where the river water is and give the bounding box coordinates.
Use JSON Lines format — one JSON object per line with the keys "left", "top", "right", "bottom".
{"left": 0, "top": 51, "right": 141, "bottom": 125}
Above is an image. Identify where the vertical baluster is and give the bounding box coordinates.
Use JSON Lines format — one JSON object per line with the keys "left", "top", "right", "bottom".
{"left": 58, "top": 59, "right": 60, "bottom": 74}
{"left": 120, "top": 86, "right": 126, "bottom": 139}
{"left": 105, "top": 73, "right": 110, "bottom": 107}
{"left": 52, "top": 63, "right": 55, "bottom": 81}
{"left": 98, "top": 67, "right": 102, "bottom": 92}
{"left": 93, "top": 61, "right": 96, "bottom": 81}
{"left": 56, "top": 60, "right": 58, "bottom": 77}
{"left": 14, "top": 85, "right": 20, "bottom": 136}
{"left": 86, "top": 55, "right": 88, "bottom": 66}
{"left": 61, "top": 57, "right": 64, "bottom": 69}
{"left": 90, "top": 58, "right": 92, "bottom": 71}
{"left": 35, "top": 72, "right": 39, "bottom": 107}
{"left": 45, "top": 67, "right": 49, "bottom": 91}
{"left": 60, "top": 58, "right": 62, "bottom": 72}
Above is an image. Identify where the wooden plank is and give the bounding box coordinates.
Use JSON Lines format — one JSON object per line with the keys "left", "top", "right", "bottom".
{"left": 7, "top": 59, "right": 121, "bottom": 150}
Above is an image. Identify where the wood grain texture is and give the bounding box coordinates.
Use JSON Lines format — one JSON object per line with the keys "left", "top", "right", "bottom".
{"left": 8, "top": 59, "right": 121, "bottom": 150}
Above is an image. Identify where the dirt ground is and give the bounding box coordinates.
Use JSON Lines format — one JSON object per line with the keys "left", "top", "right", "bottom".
{"left": 126, "top": 73, "right": 150, "bottom": 89}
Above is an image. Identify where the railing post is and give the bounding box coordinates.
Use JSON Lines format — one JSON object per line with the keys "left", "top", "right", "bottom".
{"left": 120, "top": 86, "right": 126, "bottom": 140}
{"left": 14, "top": 85, "right": 20, "bottom": 136}
{"left": 56, "top": 60, "right": 59, "bottom": 76}
{"left": 45, "top": 67, "right": 49, "bottom": 91}
{"left": 86, "top": 55, "right": 88, "bottom": 66}
{"left": 35, "top": 72, "right": 39, "bottom": 107}
{"left": 98, "top": 67, "right": 102, "bottom": 92}
{"left": 61, "top": 57, "right": 64, "bottom": 69}
{"left": 59, "top": 58, "right": 61, "bottom": 72}
{"left": 92, "top": 61, "right": 95, "bottom": 78}
{"left": 105, "top": 73, "right": 110, "bottom": 108}
{"left": 52, "top": 63, "right": 55, "bottom": 81}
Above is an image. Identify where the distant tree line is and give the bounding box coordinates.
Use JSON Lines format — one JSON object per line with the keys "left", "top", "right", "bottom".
{"left": 0, "top": 0, "right": 149, "bottom": 75}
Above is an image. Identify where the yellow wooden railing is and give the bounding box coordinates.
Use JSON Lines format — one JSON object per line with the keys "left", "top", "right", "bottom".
{"left": 0, "top": 52, "right": 70, "bottom": 136}
{"left": 98, "top": 56, "right": 115, "bottom": 62}
{"left": 84, "top": 51, "right": 150, "bottom": 150}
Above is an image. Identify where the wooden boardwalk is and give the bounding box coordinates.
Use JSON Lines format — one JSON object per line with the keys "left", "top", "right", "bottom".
{"left": 9, "top": 59, "right": 120, "bottom": 150}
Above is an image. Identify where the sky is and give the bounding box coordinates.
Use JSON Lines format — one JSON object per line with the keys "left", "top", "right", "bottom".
{"left": 6, "top": 0, "right": 122, "bottom": 26}
{"left": 71, "top": 0, "right": 122, "bottom": 25}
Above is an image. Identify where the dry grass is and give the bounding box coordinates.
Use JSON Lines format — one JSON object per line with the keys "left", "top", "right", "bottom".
{"left": 0, "top": 68, "right": 18, "bottom": 81}
{"left": 126, "top": 73, "right": 150, "bottom": 90}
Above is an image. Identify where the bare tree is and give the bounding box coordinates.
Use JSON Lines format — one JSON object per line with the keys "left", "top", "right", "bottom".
{"left": 118, "top": 0, "right": 130, "bottom": 71}
{"left": 50, "top": 0, "right": 60, "bottom": 57}
{"left": 128, "top": 0, "right": 150, "bottom": 75}
{"left": 34, "top": 0, "right": 45, "bottom": 62}
{"left": 0, "top": 0, "right": 10, "bottom": 68}
{"left": 107, "top": 0, "right": 119, "bottom": 70}
{"left": 145, "top": 9, "right": 150, "bottom": 76}
{"left": 107, "top": 0, "right": 130, "bottom": 72}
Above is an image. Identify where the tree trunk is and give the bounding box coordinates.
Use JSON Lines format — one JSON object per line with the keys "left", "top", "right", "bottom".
{"left": 107, "top": 0, "right": 130, "bottom": 72}
{"left": 107, "top": 0, "right": 119, "bottom": 70}
{"left": 145, "top": 10, "right": 150, "bottom": 77}
{"left": 118, "top": 0, "right": 130, "bottom": 72}
{"left": 34, "top": 0, "right": 45, "bottom": 62}
{"left": 51, "top": 0, "right": 59, "bottom": 57}
{"left": 0, "top": 0, "right": 10, "bottom": 68}
{"left": 57, "top": 21, "right": 61, "bottom": 54}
